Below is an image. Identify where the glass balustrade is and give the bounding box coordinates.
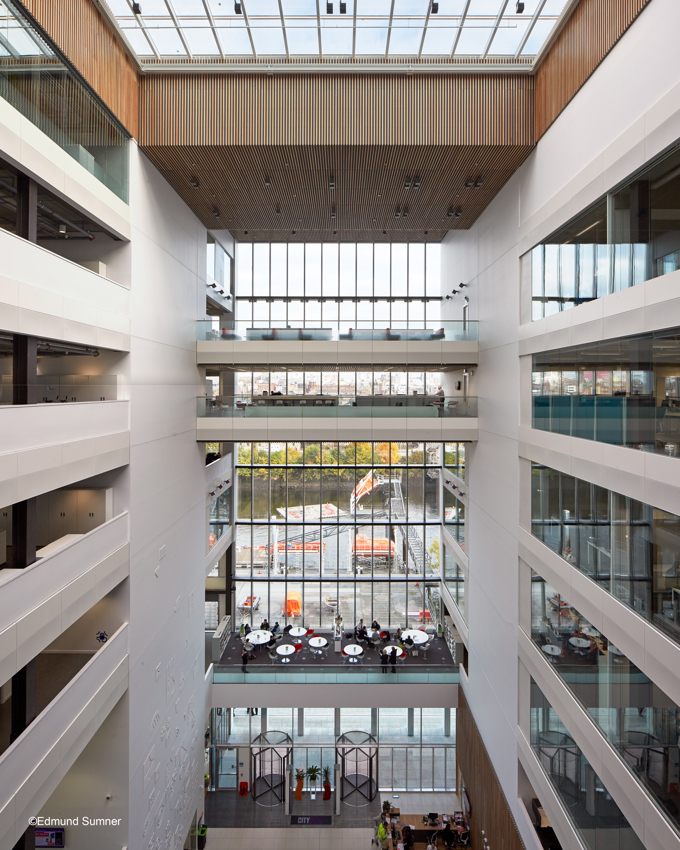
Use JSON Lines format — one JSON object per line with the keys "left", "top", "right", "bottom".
{"left": 213, "top": 667, "right": 458, "bottom": 684}
{"left": 197, "top": 320, "right": 478, "bottom": 342}
{"left": 197, "top": 396, "right": 478, "bottom": 418}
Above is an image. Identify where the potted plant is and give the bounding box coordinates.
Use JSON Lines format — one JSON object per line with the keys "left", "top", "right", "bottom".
{"left": 306, "top": 765, "right": 321, "bottom": 800}
{"left": 382, "top": 799, "right": 392, "bottom": 816}
{"left": 322, "top": 765, "right": 332, "bottom": 800}
{"left": 294, "top": 767, "right": 305, "bottom": 800}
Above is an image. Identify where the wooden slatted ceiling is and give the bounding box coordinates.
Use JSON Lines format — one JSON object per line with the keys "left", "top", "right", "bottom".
{"left": 18, "top": 0, "right": 139, "bottom": 137}
{"left": 141, "top": 142, "right": 533, "bottom": 240}
{"left": 139, "top": 73, "right": 534, "bottom": 147}
{"left": 534, "top": 0, "right": 654, "bottom": 140}
{"left": 456, "top": 689, "right": 527, "bottom": 850}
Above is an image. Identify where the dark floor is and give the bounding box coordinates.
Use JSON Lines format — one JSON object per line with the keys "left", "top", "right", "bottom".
{"left": 205, "top": 787, "right": 379, "bottom": 828}
{"left": 0, "top": 652, "right": 93, "bottom": 756}
{"left": 215, "top": 632, "right": 453, "bottom": 669}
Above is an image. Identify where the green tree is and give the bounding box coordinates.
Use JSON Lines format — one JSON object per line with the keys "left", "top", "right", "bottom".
{"left": 429, "top": 539, "right": 440, "bottom": 572}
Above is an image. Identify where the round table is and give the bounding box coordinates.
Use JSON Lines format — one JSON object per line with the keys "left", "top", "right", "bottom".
{"left": 542, "top": 644, "right": 562, "bottom": 657}
{"left": 569, "top": 637, "right": 591, "bottom": 649}
{"left": 582, "top": 627, "right": 600, "bottom": 638}
{"left": 309, "top": 636, "right": 328, "bottom": 648}
{"left": 402, "top": 629, "right": 428, "bottom": 645}
{"left": 344, "top": 644, "right": 363, "bottom": 663}
{"left": 248, "top": 630, "right": 272, "bottom": 645}
{"left": 276, "top": 644, "right": 295, "bottom": 663}
{"left": 289, "top": 627, "right": 307, "bottom": 638}
{"left": 383, "top": 645, "right": 405, "bottom": 658}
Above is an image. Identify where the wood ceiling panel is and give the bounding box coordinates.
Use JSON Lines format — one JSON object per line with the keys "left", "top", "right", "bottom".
{"left": 141, "top": 143, "right": 533, "bottom": 241}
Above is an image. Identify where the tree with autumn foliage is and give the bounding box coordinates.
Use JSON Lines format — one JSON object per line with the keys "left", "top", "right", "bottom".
{"left": 376, "top": 442, "right": 401, "bottom": 465}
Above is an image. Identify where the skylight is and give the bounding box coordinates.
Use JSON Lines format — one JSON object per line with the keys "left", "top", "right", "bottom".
{"left": 104, "top": 0, "right": 570, "bottom": 66}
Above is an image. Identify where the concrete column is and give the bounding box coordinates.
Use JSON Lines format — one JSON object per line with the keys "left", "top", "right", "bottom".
{"left": 12, "top": 334, "right": 37, "bottom": 405}
{"left": 407, "top": 708, "right": 414, "bottom": 738}
{"left": 444, "top": 708, "right": 451, "bottom": 738}
{"left": 335, "top": 707, "right": 341, "bottom": 738}
{"left": 15, "top": 174, "right": 37, "bottom": 243}
{"left": 298, "top": 707, "right": 304, "bottom": 738}
{"left": 10, "top": 662, "right": 36, "bottom": 743}
{"left": 371, "top": 708, "right": 378, "bottom": 737}
{"left": 261, "top": 707, "right": 267, "bottom": 733}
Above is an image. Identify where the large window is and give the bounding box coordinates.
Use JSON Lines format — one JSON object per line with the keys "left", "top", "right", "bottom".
{"left": 235, "top": 441, "right": 442, "bottom": 628}
{"left": 530, "top": 144, "right": 680, "bottom": 320}
{"left": 531, "top": 681, "right": 645, "bottom": 850}
{"left": 444, "top": 488, "right": 465, "bottom": 551}
{"left": 443, "top": 546, "right": 465, "bottom": 623}
{"left": 531, "top": 463, "right": 680, "bottom": 648}
{"left": 532, "top": 328, "right": 680, "bottom": 458}
{"left": 235, "top": 370, "right": 442, "bottom": 397}
{"left": 531, "top": 572, "right": 680, "bottom": 837}
{"left": 236, "top": 242, "right": 441, "bottom": 330}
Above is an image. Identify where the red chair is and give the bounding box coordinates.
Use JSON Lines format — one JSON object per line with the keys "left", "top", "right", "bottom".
{"left": 305, "top": 628, "right": 315, "bottom": 637}
{"left": 293, "top": 643, "right": 302, "bottom": 655}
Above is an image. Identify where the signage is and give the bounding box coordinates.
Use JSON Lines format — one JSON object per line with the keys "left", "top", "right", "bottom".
{"left": 35, "top": 829, "right": 65, "bottom": 848}
{"left": 290, "top": 816, "right": 333, "bottom": 826}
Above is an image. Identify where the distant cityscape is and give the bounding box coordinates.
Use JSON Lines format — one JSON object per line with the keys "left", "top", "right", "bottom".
{"left": 234, "top": 371, "right": 442, "bottom": 397}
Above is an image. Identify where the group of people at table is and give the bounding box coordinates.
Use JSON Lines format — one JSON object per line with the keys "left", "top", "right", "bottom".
{"left": 239, "top": 618, "right": 433, "bottom": 670}
{"left": 376, "top": 809, "right": 470, "bottom": 849}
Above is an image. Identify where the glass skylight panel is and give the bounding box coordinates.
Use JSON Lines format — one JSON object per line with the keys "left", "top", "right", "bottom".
{"left": 520, "top": 17, "right": 552, "bottom": 54}
{"left": 393, "top": 0, "right": 429, "bottom": 13}
{"left": 466, "top": 0, "right": 503, "bottom": 13}
{"left": 121, "top": 24, "right": 156, "bottom": 54}
{"left": 285, "top": 18, "right": 320, "bottom": 55}
{"left": 433, "top": 0, "right": 468, "bottom": 11}
{"left": 454, "top": 20, "right": 492, "bottom": 55}
{"left": 249, "top": 22, "right": 287, "bottom": 55}
{"left": 543, "top": 0, "right": 568, "bottom": 13}
{"left": 104, "top": 0, "right": 134, "bottom": 15}
{"left": 281, "top": 0, "right": 317, "bottom": 13}
{"left": 137, "top": 0, "right": 170, "bottom": 15}
{"left": 354, "top": 18, "right": 389, "bottom": 55}
{"left": 244, "top": 0, "right": 281, "bottom": 15}
{"left": 488, "top": 19, "right": 529, "bottom": 54}
{"left": 320, "top": 19, "right": 353, "bottom": 54}
{"left": 147, "top": 25, "right": 187, "bottom": 54}
{"left": 181, "top": 25, "right": 221, "bottom": 54}
{"left": 207, "top": 0, "right": 241, "bottom": 16}
{"left": 171, "top": 0, "right": 207, "bottom": 13}
{"left": 217, "top": 24, "right": 252, "bottom": 54}
{"left": 419, "top": 16, "right": 457, "bottom": 54}
{"left": 388, "top": 19, "right": 425, "bottom": 55}
{"left": 357, "top": 0, "right": 392, "bottom": 14}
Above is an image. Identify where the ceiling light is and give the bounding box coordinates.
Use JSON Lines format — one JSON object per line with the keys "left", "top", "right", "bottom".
{"left": 413, "top": 176, "right": 420, "bottom": 188}
{"left": 264, "top": 177, "right": 270, "bottom": 186}
{"left": 234, "top": 1, "right": 241, "bottom": 13}
{"left": 431, "top": 1, "right": 439, "bottom": 11}
{"left": 58, "top": 223, "right": 67, "bottom": 234}
{"left": 454, "top": 209, "right": 462, "bottom": 217}
{"left": 327, "top": 1, "right": 333, "bottom": 12}
{"left": 474, "top": 177, "right": 483, "bottom": 188}
{"left": 516, "top": 1, "right": 524, "bottom": 11}
{"left": 446, "top": 208, "right": 453, "bottom": 218}
{"left": 210, "top": 283, "right": 218, "bottom": 289}
{"left": 329, "top": 175, "right": 335, "bottom": 189}
{"left": 395, "top": 207, "right": 401, "bottom": 218}
{"left": 404, "top": 177, "right": 411, "bottom": 189}
{"left": 275, "top": 205, "right": 281, "bottom": 214}
{"left": 459, "top": 282, "right": 467, "bottom": 288}
{"left": 190, "top": 176, "right": 199, "bottom": 188}
{"left": 331, "top": 208, "right": 336, "bottom": 219}
{"left": 132, "top": 1, "right": 142, "bottom": 13}
{"left": 339, "top": 1, "right": 346, "bottom": 12}
{"left": 465, "top": 178, "right": 474, "bottom": 188}
{"left": 212, "top": 208, "right": 220, "bottom": 217}
{"left": 402, "top": 207, "right": 409, "bottom": 218}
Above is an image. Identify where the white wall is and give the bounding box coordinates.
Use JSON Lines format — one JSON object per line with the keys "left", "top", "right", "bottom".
{"left": 439, "top": 0, "right": 680, "bottom": 845}
{"left": 125, "top": 144, "right": 209, "bottom": 850}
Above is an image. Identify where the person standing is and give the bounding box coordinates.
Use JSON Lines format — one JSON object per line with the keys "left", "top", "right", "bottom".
{"left": 390, "top": 646, "right": 398, "bottom": 673}
{"left": 241, "top": 647, "right": 249, "bottom": 673}
{"left": 380, "top": 648, "right": 389, "bottom": 673}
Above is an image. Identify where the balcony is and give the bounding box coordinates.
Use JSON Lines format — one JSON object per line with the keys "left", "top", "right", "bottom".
{"left": 196, "top": 396, "right": 479, "bottom": 442}
{"left": 196, "top": 321, "right": 479, "bottom": 368}
{"left": 0, "top": 512, "right": 129, "bottom": 683}
{"left": 0, "top": 624, "right": 128, "bottom": 848}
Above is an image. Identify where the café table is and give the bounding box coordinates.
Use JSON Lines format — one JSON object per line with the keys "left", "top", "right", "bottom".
{"left": 309, "top": 636, "right": 328, "bottom": 648}
{"left": 276, "top": 644, "right": 295, "bottom": 663}
{"left": 569, "top": 637, "right": 591, "bottom": 649}
{"left": 402, "top": 629, "right": 428, "bottom": 645}
{"left": 289, "top": 627, "right": 307, "bottom": 638}
{"left": 344, "top": 643, "right": 363, "bottom": 663}
{"left": 383, "top": 645, "right": 405, "bottom": 658}
{"left": 248, "top": 630, "right": 272, "bottom": 646}
{"left": 542, "top": 644, "right": 562, "bottom": 657}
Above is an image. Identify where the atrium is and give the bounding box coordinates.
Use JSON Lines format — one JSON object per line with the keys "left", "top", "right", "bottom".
{"left": 0, "top": 1, "right": 678, "bottom": 850}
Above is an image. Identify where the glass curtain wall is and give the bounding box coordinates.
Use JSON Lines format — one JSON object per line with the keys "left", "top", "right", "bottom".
{"left": 235, "top": 441, "right": 442, "bottom": 628}
{"left": 210, "top": 707, "right": 455, "bottom": 792}
{"left": 236, "top": 370, "right": 442, "bottom": 397}
{"left": 530, "top": 681, "right": 645, "bottom": 850}
{"left": 530, "top": 143, "right": 680, "bottom": 320}
{"left": 444, "top": 488, "right": 465, "bottom": 550}
{"left": 236, "top": 242, "right": 441, "bottom": 330}
{"left": 532, "top": 328, "right": 680, "bottom": 457}
{"left": 442, "top": 546, "right": 465, "bottom": 622}
{"left": 531, "top": 462, "right": 680, "bottom": 648}
{"left": 0, "top": 0, "right": 129, "bottom": 201}
{"left": 209, "top": 489, "right": 231, "bottom": 553}
{"left": 444, "top": 443, "right": 466, "bottom": 481}
{"left": 531, "top": 572, "right": 680, "bottom": 836}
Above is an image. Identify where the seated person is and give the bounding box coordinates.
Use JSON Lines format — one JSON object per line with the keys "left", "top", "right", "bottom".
{"left": 243, "top": 623, "right": 252, "bottom": 636}
{"left": 354, "top": 618, "right": 365, "bottom": 637}
{"left": 266, "top": 634, "right": 277, "bottom": 648}
{"left": 395, "top": 627, "right": 403, "bottom": 641}
{"left": 283, "top": 623, "right": 292, "bottom": 633}
{"left": 441, "top": 823, "right": 455, "bottom": 849}
{"left": 271, "top": 622, "right": 280, "bottom": 635}
{"left": 371, "top": 619, "right": 381, "bottom": 631}
{"left": 260, "top": 618, "right": 270, "bottom": 631}
{"left": 404, "top": 636, "right": 414, "bottom": 647}
{"left": 357, "top": 626, "right": 368, "bottom": 641}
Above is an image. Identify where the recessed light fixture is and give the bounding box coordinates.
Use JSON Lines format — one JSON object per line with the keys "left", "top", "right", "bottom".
{"left": 402, "top": 206, "right": 409, "bottom": 218}
{"left": 446, "top": 208, "right": 453, "bottom": 218}
{"left": 404, "top": 177, "right": 411, "bottom": 189}
{"left": 329, "top": 175, "right": 335, "bottom": 189}
{"left": 275, "top": 205, "right": 281, "bottom": 214}
{"left": 212, "top": 208, "right": 220, "bottom": 217}
{"left": 465, "top": 178, "right": 474, "bottom": 188}
{"left": 331, "top": 208, "right": 336, "bottom": 219}
{"left": 516, "top": 1, "right": 524, "bottom": 11}
{"left": 190, "top": 176, "right": 199, "bottom": 188}
{"left": 474, "top": 177, "right": 483, "bottom": 188}
{"left": 264, "top": 177, "right": 270, "bottom": 186}
{"left": 132, "top": 1, "right": 142, "bottom": 13}
{"left": 454, "top": 209, "right": 462, "bottom": 217}
{"left": 413, "top": 176, "right": 420, "bottom": 188}
{"left": 58, "top": 223, "right": 67, "bottom": 234}
{"left": 395, "top": 207, "right": 401, "bottom": 217}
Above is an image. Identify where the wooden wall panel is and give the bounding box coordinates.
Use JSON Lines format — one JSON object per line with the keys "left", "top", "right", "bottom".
{"left": 17, "top": 0, "right": 139, "bottom": 136}
{"left": 456, "top": 690, "right": 527, "bottom": 850}
{"left": 535, "top": 0, "right": 653, "bottom": 140}
{"left": 139, "top": 73, "right": 534, "bottom": 148}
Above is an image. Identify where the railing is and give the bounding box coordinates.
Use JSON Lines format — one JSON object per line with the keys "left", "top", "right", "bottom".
{"left": 0, "top": 379, "right": 119, "bottom": 405}
{"left": 197, "top": 320, "right": 478, "bottom": 342}
{"left": 213, "top": 667, "right": 458, "bottom": 684}
{"left": 198, "top": 395, "right": 478, "bottom": 418}
{"left": 532, "top": 394, "right": 680, "bottom": 457}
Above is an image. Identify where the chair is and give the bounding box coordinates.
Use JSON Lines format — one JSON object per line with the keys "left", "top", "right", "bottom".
{"left": 268, "top": 650, "right": 279, "bottom": 665}
{"left": 458, "top": 831, "right": 470, "bottom": 847}
{"left": 275, "top": 633, "right": 284, "bottom": 643}
{"left": 305, "top": 628, "right": 315, "bottom": 637}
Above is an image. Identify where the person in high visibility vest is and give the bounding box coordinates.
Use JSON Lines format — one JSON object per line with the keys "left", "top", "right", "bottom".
{"left": 377, "top": 820, "right": 389, "bottom": 849}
